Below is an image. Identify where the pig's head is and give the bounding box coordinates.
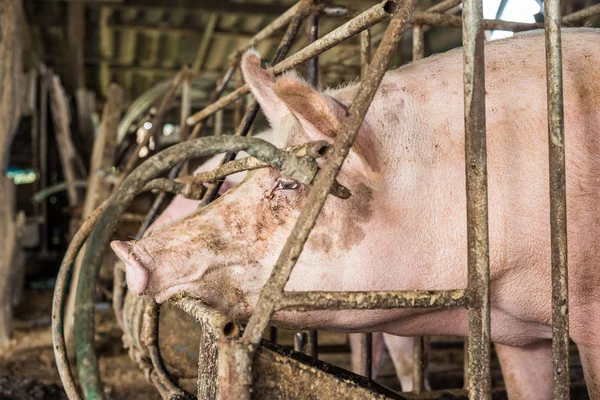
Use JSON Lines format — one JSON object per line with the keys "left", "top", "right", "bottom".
{"left": 111, "top": 51, "right": 382, "bottom": 322}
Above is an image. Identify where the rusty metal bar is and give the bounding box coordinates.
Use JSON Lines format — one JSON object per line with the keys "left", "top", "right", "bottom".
{"left": 412, "top": 25, "right": 424, "bottom": 61}
{"left": 410, "top": 27, "right": 426, "bottom": 393}
{"left": 428, "top": 0, "right": 462, "bottom": 13}
{"left": 294, "top": 332, "right": 307, "bottom": 353}
{"left": 170, "top": 297, "right": 239, "bottom": 399}
{"left": 562, "top": 3, "right": 600, "bottom": 24}
{"left": 242, "top": 0, "right": 416, "bottom": 346}
{"left": 359, "top": 31, "right": 373, "bottom": 379}
{"left": 306, "top": 11, "right": 320, "bottom": 88}
{"left": 360, "top": 29, "right": 371, "bottom": 76}
{"left": 278, "top": 289, "right": 467, "bottom": 311}
{"left": 462, "top": 0, "right": 491, "bottom": 398}
{"left": 305, "top": 7, "right": 320, "bottom": 360}
{"left": 545, "top": 0, "right": 570, "bottom": 398}
{"left": 360, "top": 333, "right": 372, "bottom": 380}
{"left": 412, "top": 11, "right": 543, "bottom": 32}
{"left": 142, "top": 303, "right": 192, "bottom": 399}
{"left": 412, "top": 336, "right": 427, "bottom": 393}
{"left": 187, "top": 0, "right": 397, "bottom": 126}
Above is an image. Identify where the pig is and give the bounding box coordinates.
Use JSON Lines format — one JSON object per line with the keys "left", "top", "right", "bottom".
{"left": 143, "top": 130, "right": 424, "bottom": 391}
{"left": 112, "top": 29, "right": 600, "bottom": 399}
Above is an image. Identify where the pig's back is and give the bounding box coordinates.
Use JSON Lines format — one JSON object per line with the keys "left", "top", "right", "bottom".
{"left": 338, "top": 29, "right": 600, "bottom": 335}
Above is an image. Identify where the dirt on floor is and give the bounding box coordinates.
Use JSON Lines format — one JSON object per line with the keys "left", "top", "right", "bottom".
{"left": 0, "top": 289, "right": 160, "bottom": 400}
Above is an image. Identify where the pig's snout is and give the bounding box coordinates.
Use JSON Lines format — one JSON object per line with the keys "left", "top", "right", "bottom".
{"left": 111, "top": 240, "right": 149, "bottom": 295}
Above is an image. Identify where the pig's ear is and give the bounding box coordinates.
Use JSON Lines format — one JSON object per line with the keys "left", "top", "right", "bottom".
{"left": 274, "top": 76, "right": 381, "bottom": 183}
{"left": 241, "top": 50, "right": 288, "bottom": 126}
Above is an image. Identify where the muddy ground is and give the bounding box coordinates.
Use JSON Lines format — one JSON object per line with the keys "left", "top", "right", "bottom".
{"left": 0, "top": 289, "right": 159, "bottom": 400}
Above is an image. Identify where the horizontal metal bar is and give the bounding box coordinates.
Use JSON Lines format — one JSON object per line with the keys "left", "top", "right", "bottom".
{"left": 186, "top": 0, "right": 396, "bottom": 126}
{"left": 562, "top": 4, "right": 600, "bottom": 25}
{"left": 278, "top": 289, "right": 468, "bottom": 311}
{"left": 412, "top": 11, "right": 543, "bottom": 32}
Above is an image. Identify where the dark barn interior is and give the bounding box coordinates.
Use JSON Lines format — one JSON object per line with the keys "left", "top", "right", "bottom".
{"left": 1, "top": 0, "right": 600, "bottom": 399}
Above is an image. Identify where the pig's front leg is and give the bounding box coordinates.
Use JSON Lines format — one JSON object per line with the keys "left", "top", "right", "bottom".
{"left": 495, "top": 341, "right": 552, "bottom": 400}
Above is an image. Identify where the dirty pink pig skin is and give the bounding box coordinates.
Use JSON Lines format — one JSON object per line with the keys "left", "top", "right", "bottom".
{"left": 112, "top": 29, "right": 600, "bottom": 399}
{"left": 141, "top": 130, "right": 422, "bottom": 391}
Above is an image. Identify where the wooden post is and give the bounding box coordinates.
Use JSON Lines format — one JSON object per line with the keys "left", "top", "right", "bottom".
{"left": 0, "top": 0, "right": 24, "bottom": 347}
{"left": 64, "top": 83, "right": 123, "bottom": 353}
{"left": 49, "top": 74, "right": 81, "bottom": 208}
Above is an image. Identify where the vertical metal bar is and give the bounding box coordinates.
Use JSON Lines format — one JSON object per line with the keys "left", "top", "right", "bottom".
{"left": 360, "top": 29, "right": 371, "bottom": 77}
{"left": 411, "top": 24, "right": 426, "bottom": 392}
{"left": 359, "top": 27, "right": 373, "bottom": 379}
{"left": 412, "top": 336, "right": 427, "bottom": 393}
{"left": 294, "top": 332, "right": 307, "bottom": 353}
{"left": 306, "top": 11, "right": 320, "bottom": 88}
{"left": 360, "top": 333, "right": 372, "bottom": 379}
{"left": 180, "top": 75, "right": 191, "bottom": 176}
{"left": 39, "top": 69, "right": 49, "bottom": 253}
{"left": 412, "top": 25, "right": 424, "bottom": 61}
{"left": 544, "top": 0, "right": 570, "bottom": 398}
{"left": 306, "top": 5, "right": 320, "bottom": 361}
{"left": 462, "top": 0, "right": 491, "bottom": 399}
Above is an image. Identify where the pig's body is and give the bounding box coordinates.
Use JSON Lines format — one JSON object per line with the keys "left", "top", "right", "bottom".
{"left": 113, "top": 29, "right": 600, "bottom": 398}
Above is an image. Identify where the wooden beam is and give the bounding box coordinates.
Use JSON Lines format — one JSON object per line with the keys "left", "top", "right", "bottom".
{"left": 192, "top": 13, "right": 219, "bottom": 72}
{"left": 67, "top": 1, "right": 85, "bottom": 91}
{"left": 0, "top": 0, "right": 24, "bottom": 348}
{"left": 115, "top": 0, "right": 290, "bottom": 15}
{"left": 49, "top": 74, "right": 81, "bottom": 207}
{"left": 64, "top": 83, "right": 123, "bottom": 353}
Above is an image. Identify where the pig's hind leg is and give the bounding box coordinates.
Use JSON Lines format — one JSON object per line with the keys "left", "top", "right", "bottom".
{"left": 495, "top": 341, "right": 553, "bottom": 400}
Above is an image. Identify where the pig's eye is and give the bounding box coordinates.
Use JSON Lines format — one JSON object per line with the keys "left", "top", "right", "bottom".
{"left": 276, "top": 180, "right": 299, "bottom": 191}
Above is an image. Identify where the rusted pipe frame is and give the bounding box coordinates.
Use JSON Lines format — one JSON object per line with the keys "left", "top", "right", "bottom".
{"left": 52, "top": 203, "right": 108, "bottom": 400}
{"left": 199, "top": 0, "right": 312, "bottom": 206}
{"left": 73, "top": 135, "right": 331, "bottom": 399}
{"left": 242, "top": 0, "right": 416, "bottom": 347}
{"left": 323, "top": 0, "right": 459, "bottom": 69}
{"left": 170, "top": 297, "right": 240, "bottom": 400}
{"left": 218, "top": 339, "right": 254, "bottom": 400}
{"left": 544, "top": 0, "right": 570, "bottom": 398}
{"left": 142, "top": 302, "right": 195, "bottom": 399}
{"left": 462, "top": 0, "right": 492, "bottom": 399}
{"left": 562, "top": 4, "right": 600, "bottom": 25}
{"left": 120, "top": 68, "right": 187, "bottom": 179}
{"left": 186, "top": 0, "right": 397, "bottom": 126}
{"left": 278, "top": 289, "right": 467, "bottom": 311}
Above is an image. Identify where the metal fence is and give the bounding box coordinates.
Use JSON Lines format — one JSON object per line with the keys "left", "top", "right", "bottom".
{"left": 51, "top": 0, "right": 600, "bottom": 398}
